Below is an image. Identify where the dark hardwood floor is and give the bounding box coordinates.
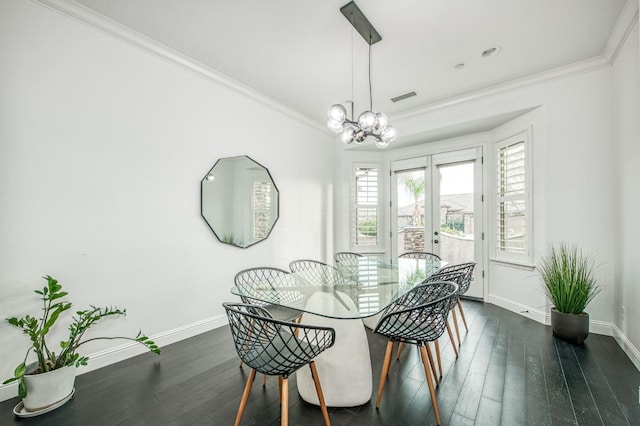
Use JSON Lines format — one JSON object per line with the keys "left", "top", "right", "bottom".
{"left": 1, "top": 301, "right": 638, "bottom": 425}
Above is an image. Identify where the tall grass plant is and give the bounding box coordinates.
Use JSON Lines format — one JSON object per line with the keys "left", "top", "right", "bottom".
{"left": 539, "top": 243, "right": 600, "bottom": 314}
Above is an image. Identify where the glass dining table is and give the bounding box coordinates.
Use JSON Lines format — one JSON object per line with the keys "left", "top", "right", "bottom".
{"left": 230, "top": 255, "right": 446, "bottom": 407}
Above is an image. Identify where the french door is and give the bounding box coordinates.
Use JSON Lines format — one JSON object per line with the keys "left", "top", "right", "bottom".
{"left": 391, "top": 148, "right": 484, "bottom": 299}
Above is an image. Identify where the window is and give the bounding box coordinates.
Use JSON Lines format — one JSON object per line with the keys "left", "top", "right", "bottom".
{"left": 495, "top": 131, "right": 531, "bottom": 264}
{"left": 353, "top": 164, "right": 380, "bottom": 250}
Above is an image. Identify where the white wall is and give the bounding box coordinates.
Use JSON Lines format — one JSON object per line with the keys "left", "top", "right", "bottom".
{"left": 612, "top": 19, "right": 640, "bottom": 367}
{"left": 0, "top": 0, "right": 335, "bottom": 400}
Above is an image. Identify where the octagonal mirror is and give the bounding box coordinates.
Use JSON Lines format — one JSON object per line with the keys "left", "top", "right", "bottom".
{"left": 201, "top": 155, "right": 279, "bottom": 248}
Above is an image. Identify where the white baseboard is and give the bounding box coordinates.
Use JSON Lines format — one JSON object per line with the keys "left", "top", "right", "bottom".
{"left": 487, "top": 294, "right": 548, "bottom": 325}
{"left": 612, "top": 325, "right": 640, "bottom": 372}
{"left": 589, "top": 319, "right": 615, "bottom": 337}
{"left": 487, "top": 294, "right": 615, "bottom": 336}
{"left": 0, "top": 314, "right": 228, "bottom": 403}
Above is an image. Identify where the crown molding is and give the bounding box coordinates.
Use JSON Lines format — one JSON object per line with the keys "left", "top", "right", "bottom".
{"left": 31, "top": 0, "right": 326, "bottom": 134}
{"left": 394, "top": 0, "right": 639, "bottom": 123}
{"left": 603, "top": 0, "right": 640, "bottom": 64}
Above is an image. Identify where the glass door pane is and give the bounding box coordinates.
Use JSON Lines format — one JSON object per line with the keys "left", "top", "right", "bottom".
{"left": 432, "top": 150, "right": 483, "bottom": 299}
{"left": 436, "top": 162, "right": 475, "bottom": 260}
{"left": 394, "top": 168, "right": 428, "bottom": 257}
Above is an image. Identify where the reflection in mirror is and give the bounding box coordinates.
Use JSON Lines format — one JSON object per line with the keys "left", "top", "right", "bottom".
{"left": 201, "top": 155, "right": 279, "bottom": 248}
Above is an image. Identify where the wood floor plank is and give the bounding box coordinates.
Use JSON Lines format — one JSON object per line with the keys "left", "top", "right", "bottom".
{"left": 499, "top": 323, "right": 526, "bottom": 425}
{"left": 538, "top": 331, "right": 579, "bottom": 425}
{"left": 474, "top": 396, "right": 502, "bottom": 425}
{"left": 481, "top": 319, "right": 508, "bottom": 403}
{"left": 555, "top": 339, "right": 604, "bottom": 425}
{"left": 587, "top": 334, "right": 640, "bottom": 425}
{"left": 572, "top": 341, "right": 631, "bottom": 425}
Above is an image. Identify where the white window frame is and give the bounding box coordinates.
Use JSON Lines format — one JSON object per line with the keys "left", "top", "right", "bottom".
{"left": 351, "top": 162, "right": 383, "bottom": 252}
{"left": 493, "top": 130, "right": 533, "bottom": 266}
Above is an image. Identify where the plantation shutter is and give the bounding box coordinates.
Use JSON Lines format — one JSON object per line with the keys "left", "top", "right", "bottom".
{"left": 252, "top": 178, "right": 272, "bottom": 240}
{"left": 353, "top": 165, "right": 379, "bottom": 249}
{"left": 495, "top": 133, "right": 528, "bottom": 260}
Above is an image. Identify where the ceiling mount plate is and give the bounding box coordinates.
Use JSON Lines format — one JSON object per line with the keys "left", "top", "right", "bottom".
{"left": 340, "top": 1, "right": 382, "bottom": 45}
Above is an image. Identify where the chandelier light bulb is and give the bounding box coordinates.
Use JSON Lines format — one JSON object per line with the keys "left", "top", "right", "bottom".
{"left": 327, "top": 118, "right": 345, "bottom": 133}
{"left": 354, "top": 130, "right": 367, "bottom": 144}
{"left": 328, "top": 104, "right": 347, "bottom": 124}
{"left": 374, "top": 113, "right": 388, "bottom": 131}
{"left": 357, "top": 111, "right": 376, "bottom": 131}
{"left": 340, "top": 127, "right": 355, "bottom": 144}
{"left": 380, "top": 125, "right": 397, "bottom": 143}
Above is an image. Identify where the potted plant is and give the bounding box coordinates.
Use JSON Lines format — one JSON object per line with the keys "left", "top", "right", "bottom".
{"left": 3, "top": 275, "right": 160, "bottom": 415}
{"left": 538, "top": 243, "right": 601, "bottom": 345}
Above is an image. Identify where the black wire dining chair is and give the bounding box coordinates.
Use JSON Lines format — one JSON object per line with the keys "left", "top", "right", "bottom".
{"left": 333, "top": 251, "right": 362, "bottom": 264}
{"left": 373, "top": 281, "right": 458, "bottom": 426}
{"left": 395, "top": 270, "right": 466, "bottom": 375}
{"left": 435, "top": 262, "right": 476, "bottom": 332}
{"left": 289, "top": 259, "right": 347, "bottom": 286}
{"left": 234, "top": 267, "right": 307, "bottom": 385}
{"left": 398, "top": 251, "right": 441, "bottom": 261}
{"left": 333, "top": 252, "right": 362, "bottom": 282}
{"left": 234, "top": 267, "right": 305, "bottom": 322}
{"left": 224, "top": 303, "right": 335, "bottom": 426}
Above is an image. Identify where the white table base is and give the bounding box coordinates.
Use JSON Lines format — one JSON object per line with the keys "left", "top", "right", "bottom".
{"left": 295, "top": 291, "right": 372, "bottom": 407}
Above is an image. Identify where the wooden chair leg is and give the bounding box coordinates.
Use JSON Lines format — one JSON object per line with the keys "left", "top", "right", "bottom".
{"left": 293, "top": 315, "right": 301, "bottom": 337}
{"left": 278, "top": 376, "right": 283, "bottom": 403}
{"left": 262, "top": 374, "right": 267, "bottom": 386}
{"left": 396, "top": 341, "right": 404, "bottom": 360}
{"left": 234, "top": 368, "right": 256, "bottom": 426}
{"left": 309, "top": 361, "right": 331, "bottom": 426}
{"left": 457, "top": 299, "right": 468, "bottom": 331}
{"left": 419, "top": 345, "right": 442, "bottom": 426}
{"left": 280, "top": 377, "right": 288, "bottom": 426}
{"left": 375, "top": 341, "right": 394, "bottom": 408}
{"left": 434, "top": 339, "right": 443, "bottom": 380}
{"left": 446, "top": 323, "right": 459, "bottom": 358}
{"left": 424, "top": 342, "right": 439, "bottom": 386}
{"left": 451, "top": 308, "right": 462, "bottom": 347}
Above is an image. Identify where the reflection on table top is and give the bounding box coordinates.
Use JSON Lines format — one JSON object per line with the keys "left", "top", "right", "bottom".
{"left": 230, "top": 255, "right": 446, "bottom": 319}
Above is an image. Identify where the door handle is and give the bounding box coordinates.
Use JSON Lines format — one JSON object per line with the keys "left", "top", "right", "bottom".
{"left": 434, "top": 231, "right": 439, "bottom": 236}
{"left": 434, "top": 239, "right": 439, "bottom": 244}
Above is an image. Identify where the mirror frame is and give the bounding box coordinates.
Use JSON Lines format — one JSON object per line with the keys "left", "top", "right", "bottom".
{"left": 200, "top": 155, "right": 280, "bottom": 248}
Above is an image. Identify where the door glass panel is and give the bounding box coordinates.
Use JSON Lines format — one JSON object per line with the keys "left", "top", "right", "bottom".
{"left": 396, "top": 169, "right": 427, "bottom": 256}
{"left": 436, "top": 161, "right": 478, "bottom": 293}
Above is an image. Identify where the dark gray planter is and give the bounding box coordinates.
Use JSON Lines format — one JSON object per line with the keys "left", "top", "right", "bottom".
{"left": 550, "top": 308, "right": 589, "bottom": 345}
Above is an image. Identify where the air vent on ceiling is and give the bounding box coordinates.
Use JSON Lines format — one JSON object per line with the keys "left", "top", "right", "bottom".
{"left": 391, "top": 91, "right": 417, "bottom": 103}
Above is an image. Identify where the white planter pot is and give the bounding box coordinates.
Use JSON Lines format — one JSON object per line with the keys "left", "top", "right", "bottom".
{"left": 22, "top": 363, "right": 76, "bottom": 412}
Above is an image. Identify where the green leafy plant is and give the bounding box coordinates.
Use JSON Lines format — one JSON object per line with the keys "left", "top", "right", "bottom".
{"left": 3, "top": 275, "right": 160, "bottom": 398}
{"left": 440, "top": 224, "right": 464, "bottom": 237}
{"left": 403, "top": 268, "right": 427, "bottom": 287}
{"left": 399, "top": 175, "right": 425, "bottom": 226}
{"left": 538, "top": 243, "right": 601, "bottom": 314}
{"left": 358, "top": 218, "right": 377, "bottom": 237}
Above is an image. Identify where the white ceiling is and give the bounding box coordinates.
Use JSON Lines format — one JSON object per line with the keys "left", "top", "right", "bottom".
{"left": 72, "top": 0, "right": 629, "bottom": 145}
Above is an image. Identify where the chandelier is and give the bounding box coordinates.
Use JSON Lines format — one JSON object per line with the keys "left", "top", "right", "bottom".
{"left": 327, "top": 1, "right": 397, "bottom": 149}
